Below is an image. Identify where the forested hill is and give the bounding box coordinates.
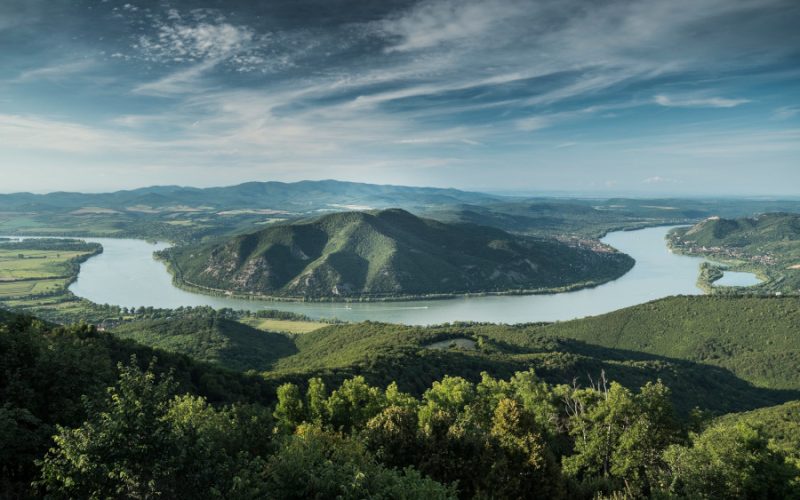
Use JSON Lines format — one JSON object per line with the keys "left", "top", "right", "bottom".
{"left": 108, "top": 295, "right": 800, "bottom": 416}
{"left": 676, "top": 212, "right": 800, "bottom": 247}
{"left": 670, "top": 213, "right": 800, "bottom": 292}
{"left": 2, "top": 307, "right": 799, "bottom": 498}
{"left": 159, "top": 208, "right": 634, "bottom": 299}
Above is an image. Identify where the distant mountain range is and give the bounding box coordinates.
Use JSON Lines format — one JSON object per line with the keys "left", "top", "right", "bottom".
{"left": 158, "top": 208, "right": 634, "bottom": 299}
{"left": 0, "top": 180, "right": 501, "bottom": 213}
{"left": 4, "top": 179, "right": 800, "bottom": 244}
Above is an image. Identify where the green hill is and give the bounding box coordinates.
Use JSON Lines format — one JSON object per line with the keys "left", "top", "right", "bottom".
{"left": 534, "top": 295, "right": 800, "bottom": 390}
{"left": 113, "top": 315, "right": 297, "bottom": 371}
{"left": 670, "top": 213, "right": 800, "bottom": 292}
{"left": 101, "top": 296, "right": 800, "bottom": 415}
{"left": 159, "top": 208, "right": 633, "bottom": 299}
{"left": 258, "top": 296, "right": 800, "bottom": 415}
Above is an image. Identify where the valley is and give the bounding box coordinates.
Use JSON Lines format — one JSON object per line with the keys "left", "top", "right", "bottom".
{"left": 5, "top": 0, "right": 799, "bottom": 495}
{"left": 1, "top": 182, "right": 799, "bottom": 499}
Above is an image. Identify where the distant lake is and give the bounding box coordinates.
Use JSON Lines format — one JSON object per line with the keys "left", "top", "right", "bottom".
{"left": 714, "top": 270, "right": 763, "bottom": 287}
{"left": 56, "top": 225, "right": 708, "bottom": 325}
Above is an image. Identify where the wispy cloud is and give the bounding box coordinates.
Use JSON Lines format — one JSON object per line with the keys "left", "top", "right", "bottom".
{"left": 137, "top": 16, "right": 255, "bottom": 63}
{"left": 133, "top": 59, "right": 219, "bottom": 96}
{"left": 1, "top": 0, "right": 798, "bottom": 193}
{"left": 773, "top": 106, "right": 800, "bottom": 120}
{"left": 516, "top": 116, "right": 553, "bottom": 132}
{"left": 380, "top": 0, "right": 521, "bottom": 52}
{"left": 12, "top": 60, "right": 95, "bottom": 83}
{"left": 0, "top": 114, "right": 141, "bottom": 153}
{"left": 654, "top": 94, "right": 751, "bottom": 108}
{"left": 642, "top": 176, "right": 677, "bottom": 184}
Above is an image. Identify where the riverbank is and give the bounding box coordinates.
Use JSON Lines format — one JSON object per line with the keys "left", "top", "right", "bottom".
{"left": 666, "top": 228, "right": 772, "bottom": 294}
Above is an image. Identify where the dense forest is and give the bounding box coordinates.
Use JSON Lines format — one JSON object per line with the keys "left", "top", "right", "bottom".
{"left": 105, "top": 296, "right": 800, "bottom": 416}
{"left": 2, "top": 299, "right": 799, "bottom": 498}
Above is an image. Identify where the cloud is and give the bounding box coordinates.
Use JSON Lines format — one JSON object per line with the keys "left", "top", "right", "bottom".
{"left": 13, "top": 60, "right": 94, "bottom": 83}
{"left": 380, "top": 0, "right": 520, "bottom": 52}
{"left": 654, "top": 94, "right": 751, "bottom": 108}
{"left": 773, "top": 106, "right": 800, "bottom": 120}
{"left": 624, "top": 129, "right": 800, "bottom": 157}
{"left": 138, "top": 20, "right": 254, "bottom": 62}
{"left": 642, "top": 176, "right": 677, "bottom": 184}
{"left": 516, "top": 116, "right": 552, "bottom": 132}
{"left": 0, "top": 114, "right": 140, "bottom": 153}
{"left": 2, "top": 0, "right": 799, "bottom": 193}
{"left": 133, "top": 59, "right": 219, "bottom": 96}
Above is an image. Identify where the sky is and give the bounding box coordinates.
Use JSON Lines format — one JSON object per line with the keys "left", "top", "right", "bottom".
{"left": 0, "top": 0, "right": 799, "bottom": 196}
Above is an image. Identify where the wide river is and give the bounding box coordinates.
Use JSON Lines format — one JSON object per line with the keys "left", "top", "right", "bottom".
{"left": 59, "top": 225, "right": 707, "bottom": 325}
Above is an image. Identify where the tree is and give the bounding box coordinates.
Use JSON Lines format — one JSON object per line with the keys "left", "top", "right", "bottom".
{"left": 264, "top": 425, "right": 455, "bottom": 499}
{"left": 363, "top": 405, "right": 420, "bottom": 468}
{"left": 326, "top": 376, "right": 385, "bottom": 432}
{"left": 485, "top": 397, "right": 564, "bottom": 499}
{"left": 561, "top": 378, "right": 680, "bottom": 496}
{"left": 38, "top": 358, "right": 182, "bottom": 499}
{"left": 38, "top": 358, "right": 275, "bottom": 498}
{"left": 274, "top": 383, "right": 305, "bottom": 434}
{"left": 661, "top": 422, "right": 799, "bottom": 499}
{"left": 306, "top": 377, "right": 327, "bottom": 425}
{"left": 418, "top": 376, "right": 475, "bottom": 434}
{"left": 611, "top": 381, "right": 678, "bottom": 495}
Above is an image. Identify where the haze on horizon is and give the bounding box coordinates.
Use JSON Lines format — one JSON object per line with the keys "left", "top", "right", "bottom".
{"left": 1, "top": 0, "right": 798, "bottom": 196}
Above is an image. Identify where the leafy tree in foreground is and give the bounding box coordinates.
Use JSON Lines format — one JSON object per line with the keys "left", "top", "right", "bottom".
{"left": 38, "top": 358, "right": 273, "bottom": 499}
{"left": 265, "top": 425, "right": 456, "bottom": 499}
{"left": 662, "top": 421, "right": 799, "bottom": 499}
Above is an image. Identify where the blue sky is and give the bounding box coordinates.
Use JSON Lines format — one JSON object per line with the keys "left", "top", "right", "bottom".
{"left": 1, "top": 0, "right": 798, "bottom": 195}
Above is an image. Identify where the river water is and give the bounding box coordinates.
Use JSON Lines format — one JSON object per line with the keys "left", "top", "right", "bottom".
{"left": 52, "top": 225, "right": 708, "bottom": 325}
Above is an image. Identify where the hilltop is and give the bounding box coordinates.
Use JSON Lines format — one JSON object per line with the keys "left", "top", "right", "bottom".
{"left": 158, "top": 208, "right": 634, "bottom": 299}
{"left": 670, "top": 213, "right": 800, "bottom": 292}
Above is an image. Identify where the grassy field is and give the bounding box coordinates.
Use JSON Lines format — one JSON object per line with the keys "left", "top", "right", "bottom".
{"left": 239, "top": 317, "right": 328, "bottom": 334}
{"left": 0, "top": 243, "right": 100, "bottom": 300}
{"left": 0, "top": 278, "right": 68, "bottom": 298}
{"left": 0, "top": 215, "right": 124, "bottom": 236}
{"left": 0, "top": 239, "right": 121, "bottom": 323}
{"left": 0, "top": 248, "right": 88, "bottom": 280}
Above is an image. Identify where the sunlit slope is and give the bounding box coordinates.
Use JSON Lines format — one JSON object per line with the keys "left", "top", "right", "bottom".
{"left": 113, "top": 316, "right": 297, "bottom": 371}
{"left": 536, "top": 295, "right": 800, "bottom": 390}
{"left": 263, "top": 296, "right": 800, "bottom": 414}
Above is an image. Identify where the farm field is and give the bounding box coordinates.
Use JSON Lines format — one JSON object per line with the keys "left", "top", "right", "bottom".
{"left": 0, "top": 239, "right": 109, "bottom": 322}
{"left": 239, "top": 316, "right": 328, "bottom": 334}
{"left": 0, "top": 248, "right": 88, "bottom": 281}
{"left": 0, "top": 241, "right": 101, "bottom": 300}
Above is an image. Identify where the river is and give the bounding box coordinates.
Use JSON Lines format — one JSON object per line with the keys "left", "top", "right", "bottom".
{"left": 52, "top": 225, "right": 707, "bottom": 325}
